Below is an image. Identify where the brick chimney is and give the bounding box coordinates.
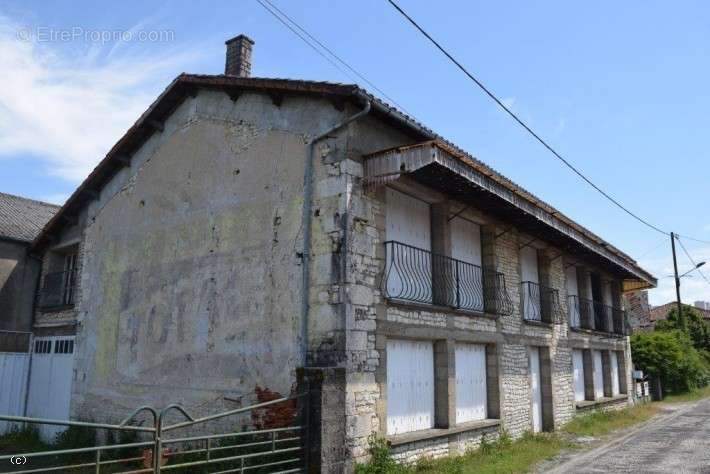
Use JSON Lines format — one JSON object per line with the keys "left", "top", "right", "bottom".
{"left": 225, "top": 34, "right": 254, "bottom": 77}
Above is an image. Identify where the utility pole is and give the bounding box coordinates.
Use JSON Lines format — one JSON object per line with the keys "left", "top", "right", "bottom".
{"left": 671, "top": 232, "right": 684, "bottom": 328}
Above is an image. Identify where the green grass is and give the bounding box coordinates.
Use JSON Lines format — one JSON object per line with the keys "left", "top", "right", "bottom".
{"left": 409, "top": 433, "right": 572, "bottom": 474}
{"left": 356, "top": 433, "right": 573, "bottom": 474}
{"left": 660, "top": 385, "right": 710, "bottom": 403}
{"left": 562, "top": 404, "right": 660, "bottom": 438}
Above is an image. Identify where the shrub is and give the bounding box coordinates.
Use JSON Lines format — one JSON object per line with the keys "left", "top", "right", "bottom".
{"left": 355, "top": 435, "right": 406, "bottom": 474}
{"left": 631, "top": 330, "right": 710, "bottom": 393}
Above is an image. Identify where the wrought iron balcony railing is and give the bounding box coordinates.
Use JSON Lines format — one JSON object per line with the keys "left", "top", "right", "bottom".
{"left": 383, "top": 241, "right": 513, "bottom": 315}
{"left": 39, "top": 269, "right": 77, "bottom": 310}
{"left": 521, "top": 281, "right": 563, "bottom": 324}
{"left": 567, "top": 295, "right": 627, "bottom": 335}
{"left": 568, "top": 295, "right": 593, "bottom": 330}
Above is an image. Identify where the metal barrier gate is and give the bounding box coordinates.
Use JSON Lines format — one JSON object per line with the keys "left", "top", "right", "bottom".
{"left": 0, "top": 393, "right": 309, "bottom": 473}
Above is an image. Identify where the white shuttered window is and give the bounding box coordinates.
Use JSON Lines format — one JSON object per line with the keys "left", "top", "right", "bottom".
{"left": 385, "top": 189, "right": 432, "bottom": 303}
{"left": 521, "top": 246, "right": 540, "bottom": 321}
{"left": 610, "top": 351, "right": 620, "bottom": 396}
{"left": 386, "top": 339, "right": 435, "bottom": 435}
{"left": 529, "top": 347, "right": 543, "bottom": 433}
{"left": 593, "top": 350, "right": 605, "bottom": 399}
{"left": 572, "top": 349, "right": 585, "bottom": 402}
{"left": 455, "top": 344, "right": 487, "bottom": 423}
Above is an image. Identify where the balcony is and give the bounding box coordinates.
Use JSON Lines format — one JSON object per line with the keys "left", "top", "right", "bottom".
{"left": 383, "top": 241, "right": 513, "bottom": 315}
{"left": 38, "top": 269, "right": 77, "bottom": 311}
{"left": 521, "top": 281, "right": 562, "bottom": 324}
{"left": 567, "top": 295, "right": 628, "bottom": 336}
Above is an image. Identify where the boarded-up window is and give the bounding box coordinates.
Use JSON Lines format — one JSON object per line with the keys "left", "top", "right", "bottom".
{"left": 387, "top": 339, "right": 435, "bottom": 435}
{"left": 521, "top": 246, "right": 540, "bottom": 320}
{"left": 451, "top": 218, "right": 484, "bottom": 311}
{"left": 385, "top": 189, "right": 432, "bottom": 303}
{"left": 593, "top": 350, "right": 605, "bottom": 399}
{"left": 572, "top": 349, "right": 586, "bottom": 402}
{"left": 529, "top": 347, "right": 543, "bottom": 433}
{"left": 455, "top": 343, "right": 487, "bottom": 423}
{"left": 610, "top": 351, "right": 620, "bottom": 396}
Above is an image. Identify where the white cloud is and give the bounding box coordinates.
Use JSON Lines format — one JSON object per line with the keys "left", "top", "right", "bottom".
{"left": 0, "top": 15, "right": 204, "bottom": 182}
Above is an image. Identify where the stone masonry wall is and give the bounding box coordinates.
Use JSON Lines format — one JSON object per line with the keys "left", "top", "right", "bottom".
{"left": 341, "top": 177, "right": 636, "bottom": 467}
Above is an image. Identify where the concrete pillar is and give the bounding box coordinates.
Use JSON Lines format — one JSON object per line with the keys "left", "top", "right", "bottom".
{"left": 582, "top": 349, "right": 595, "bottom": 400}
{"left": 617, "top": 350, "right": 628, "bottom": 394}
{"left": 480, "top": 225, "right": 498, "bottom": 314}
{"left": 537, "top": 252, "right": 553, "bottom": 323}
{"left": 602, "top": 351, "right": 612, "bottom": 397}
{"left": 434, "top": 339, "right": 455, "bottom": 428}
{"left": 539, "top": 346, "right": 554, "bottom": 431}
{"left": 298, "top": 367, "right": 347, "bottom": 474}
{"left": 486, "top": 344, "right": 501, "bottom": 419}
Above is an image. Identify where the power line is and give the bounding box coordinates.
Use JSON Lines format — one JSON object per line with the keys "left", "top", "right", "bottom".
{"left": 261, "top": 0, "right": 710, "bottom": 247}
{"left": 255, "top": 0, "right": 414, "bottom": 117}
{"left": 635, "top": 237, "right": 669, "bottom": 260}
{"left": 676, "top": 236, "right": 710, "bottom": 288}
{"left": 385, "top": 0, "right": 670, "bottom": 237}
{"left": 675, "top": 233, "right": 710, "bottom": 245}
{"left": 254, "top": 0, "right": 353, "bottom": 80}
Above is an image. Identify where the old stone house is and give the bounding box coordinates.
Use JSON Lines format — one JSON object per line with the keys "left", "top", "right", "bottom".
{"left": 26, "top": 35, "right": 655, "bottom": 470}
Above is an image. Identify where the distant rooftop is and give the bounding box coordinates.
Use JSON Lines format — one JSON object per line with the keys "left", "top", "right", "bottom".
{"left": 0, "top": 192, "right": 60, "bottom": 243}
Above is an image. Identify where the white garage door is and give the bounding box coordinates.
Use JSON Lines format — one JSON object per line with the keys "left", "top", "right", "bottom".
{"left": 610, "top": 351, "right": 620, "bottom": 396}
{"left": 529, "top": 347, "right": 543, "bottom": 433}
{"left": 455, "top": 343, "right": 487, "bottom": 423}
{"left": 0, "top": 352, "right": 30, "bottom": 434}
{"left": 387, "top": 339, "right": 434, "bottom": 435}
{"left": 592, "top": 350, "right": 605, "bottom": 399}
{"left": 26, "top": 337, "right": 75, "bottom": 441}
{"left": 572, "top": 349, "right": 585, "bottom": 402}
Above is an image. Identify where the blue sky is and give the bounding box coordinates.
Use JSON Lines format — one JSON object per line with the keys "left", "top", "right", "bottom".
{"left": 1, "top": 0, "right": 709, "bottom": 305}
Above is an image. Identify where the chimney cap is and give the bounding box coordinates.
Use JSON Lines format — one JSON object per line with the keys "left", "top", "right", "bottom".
{"left": 225, "top": 34, "right": 254, "bottom": 46}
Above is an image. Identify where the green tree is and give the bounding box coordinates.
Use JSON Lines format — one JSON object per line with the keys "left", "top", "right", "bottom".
{"left": 655, "top": 306, "right": 710, "bottom": 353}
{"left": 631, "top": 330, "right": 709, "bottom": 394}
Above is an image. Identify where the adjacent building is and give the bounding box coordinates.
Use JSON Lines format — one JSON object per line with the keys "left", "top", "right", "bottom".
{"left": 648, "top": 301, "right": 710, "bottom": 328}
{"left": 0, "top": 192, "right": 58, "bottom": 348}
{"left": 19, "top": 36, "right": 656, "bottom": 470}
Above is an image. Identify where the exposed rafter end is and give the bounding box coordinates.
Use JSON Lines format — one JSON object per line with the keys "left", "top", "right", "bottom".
{"left": 61, "top": 215, "right": 78, "bottom": 226}
{"left": 228, "top": 91, "right": 241, "bottom": 102}
{"left": 146, "top": 119, "right": 164, "bottom": 132}
{"left": 115, "top": 155, "right": 131, "bottom": 167}
{"left": 81, "top": 189, "right": 100, "bottom": 200}
{"left": 330, "top": 97, "right": 345, "bottom": 112}
{"left": 270, "top": 93, "right": 283, "bottom": 107}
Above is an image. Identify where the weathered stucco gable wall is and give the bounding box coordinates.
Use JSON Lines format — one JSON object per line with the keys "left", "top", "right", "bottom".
{"left": 72, "top": 90, "right": 355, "bottom": 422}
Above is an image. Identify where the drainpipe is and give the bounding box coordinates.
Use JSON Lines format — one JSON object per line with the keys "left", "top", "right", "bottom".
{"left": 300, "top": 100, "right": 371, "bottom": 366}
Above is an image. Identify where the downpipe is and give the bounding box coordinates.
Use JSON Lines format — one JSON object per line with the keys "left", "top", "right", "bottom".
{"left": 300, "top": 100, "right": 371, "bottom": 366}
